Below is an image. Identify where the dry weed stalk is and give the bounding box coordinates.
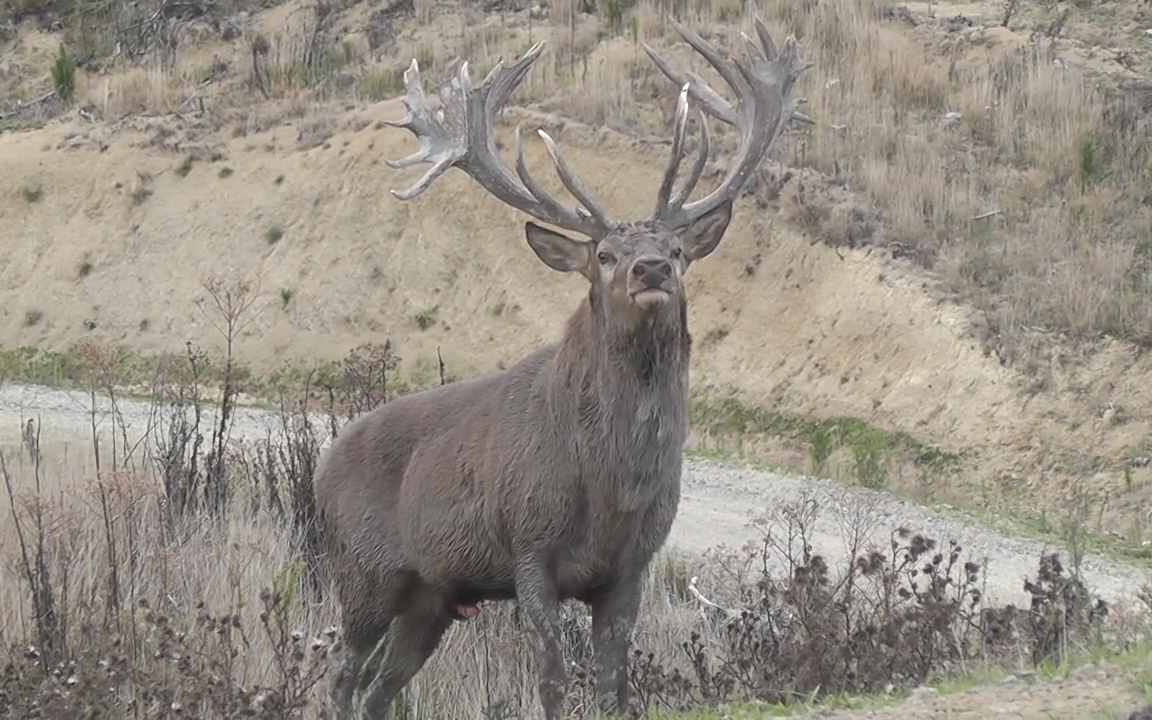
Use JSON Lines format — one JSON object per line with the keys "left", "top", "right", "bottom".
{"left": 197, "top": 273, "right": 264, "bottom": 517}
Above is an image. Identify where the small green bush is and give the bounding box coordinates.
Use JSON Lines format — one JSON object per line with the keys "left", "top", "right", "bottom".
{"left": 50, "top": 45, "right": 76, "bottom": 105}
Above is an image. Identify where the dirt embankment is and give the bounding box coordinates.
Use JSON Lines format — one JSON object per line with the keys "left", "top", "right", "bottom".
{"left": 4, "top": 96, "right": 1152, "bottom": 531}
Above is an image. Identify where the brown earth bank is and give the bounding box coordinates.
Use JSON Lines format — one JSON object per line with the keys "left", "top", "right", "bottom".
{"left": 2, "top": 0, "right": 1152, "bottom": 547}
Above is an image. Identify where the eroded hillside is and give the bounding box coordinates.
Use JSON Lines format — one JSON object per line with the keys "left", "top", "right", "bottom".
{"left": 2, "top": 0, "right": 1152, "bottom": 549}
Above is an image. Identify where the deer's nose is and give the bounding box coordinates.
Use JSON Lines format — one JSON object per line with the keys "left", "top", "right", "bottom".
{"left": 631, "top": 255, "right": 673, "bottom": 287}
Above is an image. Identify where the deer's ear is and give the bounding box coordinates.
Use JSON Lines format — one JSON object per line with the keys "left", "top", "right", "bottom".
{"left": 525, "top": 222, "right": 593, "bottom": 274}
{"left": 681, "top": 200, "right": 733, "bottom": 267}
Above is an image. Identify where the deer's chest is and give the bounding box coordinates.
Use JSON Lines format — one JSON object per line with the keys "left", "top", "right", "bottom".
{"left": 553, "top": 466, "right": 681, "bottom": 598}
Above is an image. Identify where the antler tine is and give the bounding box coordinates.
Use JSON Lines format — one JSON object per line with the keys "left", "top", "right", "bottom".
{"left": 385, "top": 43, "right": 614, "bottom": 240}
{"left": 642, "top": 43, "right": 737, "bottom": 127}
{"left": 643, "top": 16, "right": 814, "bottom": 130}
{"left": 753, "top": 15, "right": 778, "bottom": 62}
{"left": 669, "top": 106, "right": 710, "bottom": 211}
{"left": 646, "top": 15, "right": 811, "bottom": 228}
{"left": 535, "top": 130, "right": 610, "bottom": 224}
{"left": 652, "top": 83, "right": 691, "bottom": 220}
{"left": 512, "top": 125, "right": 589, "bottom": 225}
{"left": 384, "top": 59, "right": 461, "bottom": 199}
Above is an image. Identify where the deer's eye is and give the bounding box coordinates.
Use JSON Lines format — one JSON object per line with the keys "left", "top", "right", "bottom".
{"left": 597, "top": 252, "right": 615, "bottom": 266}
{"left": 670, "top": 247, "right": 683, "bottom": 260}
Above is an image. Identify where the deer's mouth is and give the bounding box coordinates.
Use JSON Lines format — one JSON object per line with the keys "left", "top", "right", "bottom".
{"left": 631, "top": 287, "right": 672, "bottom": 309}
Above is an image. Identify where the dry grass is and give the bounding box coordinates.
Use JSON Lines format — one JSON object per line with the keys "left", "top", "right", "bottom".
{"left": 618, "top": 0, "right": 1152, "bottom": 363}
{"left": 91, "top": 63, "right": 181, "bottom": 118}
{"left": 0, "top": 336, "right": 1144, "bottom": 717}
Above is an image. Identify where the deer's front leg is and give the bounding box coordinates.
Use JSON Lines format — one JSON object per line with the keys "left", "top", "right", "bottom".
{"left": 516, "top": 563, "right": 566, "bottom": 720}
{"left": 589, "top": 574, "right": 642, "bottom": 714}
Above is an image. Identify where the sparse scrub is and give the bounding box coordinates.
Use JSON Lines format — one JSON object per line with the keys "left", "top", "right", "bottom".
{"left": 280, "top": 285, "right": 295, "bottom": 308}
{"left": 250, "top": 3, "right": 354, "bottom": 100}
{"left": 692, "top": 396, "right": 959, "bottom": 493}
{"left": 20, "top": 185, "right": 43, "bottom": 203}
{"left": 413, "top": 305, "right": 438, "bottom": 330}
{"left": 734, "top": 0, "right": 1152, "bottom": 359}
{"left": 265, "top": 224, "right": 284, "bottom": 244}
{"left": 356, "top": 66, "right": 405, "bottom": 101}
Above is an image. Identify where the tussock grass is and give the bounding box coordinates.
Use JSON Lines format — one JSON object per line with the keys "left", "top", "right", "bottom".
{"left": 95, "top": 63, "right": 180, "bottom": 119}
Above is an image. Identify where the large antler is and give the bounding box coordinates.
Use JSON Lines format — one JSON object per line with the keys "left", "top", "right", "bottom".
{"left": 385, "top": 43, "right": 615, "bottom": 240}
{"left": 643, "top": 16, "right": 812, "bottom": 229}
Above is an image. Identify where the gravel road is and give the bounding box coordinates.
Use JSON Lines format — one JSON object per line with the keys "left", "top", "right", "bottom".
{"left": 2, "top": 381, "right": 1149, "bottom": 612}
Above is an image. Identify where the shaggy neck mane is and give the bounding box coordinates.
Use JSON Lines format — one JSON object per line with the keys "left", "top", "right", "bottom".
{"left": 556, "top": 286, "right": 690, "bottom": 389}
{"left": 545, "top": 287, "right": 691, "bottom": 502}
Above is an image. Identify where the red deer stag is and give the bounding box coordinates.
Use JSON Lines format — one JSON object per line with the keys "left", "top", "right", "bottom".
{"left": 315, "top": 15, "right": 810, "bottom": 720}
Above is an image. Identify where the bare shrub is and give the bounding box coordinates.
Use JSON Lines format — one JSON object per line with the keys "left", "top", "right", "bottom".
{"left": 0, "top": 401, "right": 1126, "bottom": 718}
{"left": 1023, "top": 552, "right": 1109, "bottom": 666}
{"left": 326, "top": 340, "right": 401, "bottom": 424}
{"left": 196, "top": 273, "right": 264, "bottom": 517}
{"left": 0, "top": 560, "right": 332, "bottom": 717}
{"left": 0, "top": 353, "right": 340, "bottom": 716}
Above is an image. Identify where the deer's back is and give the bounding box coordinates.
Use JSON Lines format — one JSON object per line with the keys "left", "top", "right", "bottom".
{"left": 314, "top": 348, "right": 556, "bottom": 572}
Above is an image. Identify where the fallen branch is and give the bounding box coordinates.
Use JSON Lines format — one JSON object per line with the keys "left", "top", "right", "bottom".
{"left": 688, "top": 576, "right": 738, "bottom": 619}
{"left": 177, "top": 78, "right": 213, "bottom": 111}
{"left": 0, "top": 90, "right": 56, "bottom": 120}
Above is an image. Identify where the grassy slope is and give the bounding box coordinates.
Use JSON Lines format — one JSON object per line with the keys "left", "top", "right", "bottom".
{"left": 3, "top": 0, "right": 1152, "bottom": 559}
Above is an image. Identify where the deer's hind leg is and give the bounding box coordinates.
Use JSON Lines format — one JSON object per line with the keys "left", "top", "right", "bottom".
{"left": 360, "top": 583, "right": 452, "bottom": 719}
{"left": 331, "top": 570, "right": 412, "bottom": 720}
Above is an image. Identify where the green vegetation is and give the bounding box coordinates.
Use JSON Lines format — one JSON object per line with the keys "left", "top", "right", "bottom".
{"left": 49, "top": 44, "right": 75, "bottom": 104}
{"left": 690, "top": 396, "right": 961, "bottom": 488}
{"left": 413, "top": 305, "right": 438, "bottom": 330}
